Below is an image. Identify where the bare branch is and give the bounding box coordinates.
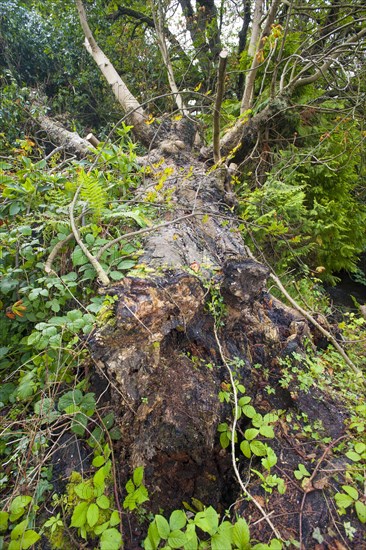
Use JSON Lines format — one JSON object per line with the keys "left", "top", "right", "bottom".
{"left": 213, "top": 50, "right": 228, "bottom": 164}
{"left": 75, "top": 0, "right": 154, "bottom": 146}
{"left": 150, "top": 0, "right": 188, "bottom": 116}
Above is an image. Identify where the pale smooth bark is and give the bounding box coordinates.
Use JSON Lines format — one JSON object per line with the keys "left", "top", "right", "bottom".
{"left": 75, "top": 0, "right": 154, "bottom": 146}
{"left": 151, "top": 0, "right": 188, "bottom": 116}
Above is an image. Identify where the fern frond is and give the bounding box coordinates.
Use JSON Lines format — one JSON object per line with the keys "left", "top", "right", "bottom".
{"left": 78, "top": 169, "right": 107, "bottom": 219}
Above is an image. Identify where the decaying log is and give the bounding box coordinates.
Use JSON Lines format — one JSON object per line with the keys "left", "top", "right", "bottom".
{"left": 87, "top": 145, "right": 349, "bottom": 547}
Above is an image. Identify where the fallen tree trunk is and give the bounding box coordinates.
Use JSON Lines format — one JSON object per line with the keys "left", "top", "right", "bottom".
{"left": 85, "top": 141, "right": 351, "bottom": 547}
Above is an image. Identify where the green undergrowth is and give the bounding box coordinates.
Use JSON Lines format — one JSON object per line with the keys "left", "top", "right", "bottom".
{"left": 1, "top": 129, "right": 366, "bottom": 549}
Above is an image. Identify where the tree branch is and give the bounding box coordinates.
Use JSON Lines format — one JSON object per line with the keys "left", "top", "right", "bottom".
{"left": 150, "top": 0, "right": 188, "bottom": 116}
{"left": 213, "top": 50, "right": 228, "bottom": 164}
{"left": 75, "top": 0, "right": 154, "bottom": 146}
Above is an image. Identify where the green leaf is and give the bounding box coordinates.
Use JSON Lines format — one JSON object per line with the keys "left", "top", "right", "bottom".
{"left": 220, "top": 431, "right": 230, "bottom": 449}
{"left": 345, "top": 450, "right": 361, "bottom": 462}
{"left": 123, "top": 493, "right": 137, "bottom": 511}
{"left": 109, "top": 427, "right": 122, "bottom": 440}
{"left": 74, "top": 482, "right": 94, "bottom": 500}
{"left": 250, "top": 440, "right": 268, "bottom": 457}
{"left": 70, "top": 501, "right": 88, "bottom": 527}
{"left": 259, "top": 425, "right": 275, "bottom": 438}
{"left": 242, "top": 405, "right": 256, "bottom": 418}
{"left": 354, "top": 442, "right": 366, "bottom": 454}
{"left": 233, "top": 518, "right": 250, "bottom": 550}
{"left": 211, "top": 521, "right": 233, "bottom": 550}
{"left": 87, "top": 503, "right": 99, "bottom": 527}
{"left": 102, "top": 412, "right": 115, "bottom": 429}
{"left": 334, "top": 493, "right": 354, "bottom": 509}
{"left": 155, "top": 515, "right": 170, "bottom": 538}
{"left": 183, "top": 523, "right": 198, "bottom": 550}
{"left": 94, "top": 521, "right": 110, "bottom": 535}
{"left": 100, "top": 528, "right": 122, "bottom": 550}
{"left": 244, "top": 428, "right": 259, "bottom": 441}
{"left": 262, "top": 448, "right": 277, "bottom": 470}
{"left": 194, "top": 506, "right": 218, "bottom": 536}
{"left": 96, "top": 495, "right": 110, "bottom": 510}
{"left": 168, "top": 529, "right": 187, "bottom": 548}
{"left": 355, "top": 500, "right": 366, "bottom": 524}
{"left": 117, "top": 259, "right": 136, "bottom": 270}
{"left": 0, "top": 511, "right": 9, "bottom": 532}
{"left": 342, "top": 485, "right": 358, "bottom": 500}
{"left": 9, "top": 496, "right": 32, "bottom": 521}
{"left": 238, "top": 396, "right": 251, "bottom": 406}
{"left": 133, "top": 466, "right": 144, "bottom": 487}
{"left": 134, "top": 486, "right": 149, "bottom": 505}
{"left": 92, "top": 455, "right": 106, "bottom": 468}
{"left": 71, "top": 413, "right": 88, "bottom": 436}
{"left": 58, "top": 390, "right": 83, "bottom": 411}
{"left": 125, "top": 479, "right": 135, "bottom": 494}
{"left": 20, "top": 530, "right": 41, "bottom": 549}
{"left": 240, "top": 440, "right": 251, "bottom": 458}
{"left": 146, "top": 521, "right": 161, "bottom": 550}
{"left": 109, "top": 271, "right": 124, "bottom": 281}
{"left": 109, "top": 510, "right": 120, "bottom": 527}
{"left": 72, "top": 247, "right": 89, "bottom": 266}
{"left": 93, "top": 468, "right": 106, "bottom": 492}
{"left": 169, "top": 510, "right": 187, "bottom": 531}
{"left": 11, "top": 519, "right": 28, "bottom": 539}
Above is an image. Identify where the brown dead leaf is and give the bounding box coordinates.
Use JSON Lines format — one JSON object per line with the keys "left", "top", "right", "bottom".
{"left": 252, "top": 495, "right": 265, "bottom": 507}
{"left": 313, "top": 477, "right": 328, "bottom": 490}
{"left": 328, "top": 540, "right": 348, "bottom": 550}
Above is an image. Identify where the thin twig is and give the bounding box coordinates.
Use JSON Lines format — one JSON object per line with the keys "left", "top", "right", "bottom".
{"left": 69, "top": 186, "right": 110, "bottom": 285}
{"left": 213, "top": 326, "right": 283, "bottom": 541}
{"left": 299, "top": 435, "right": 347, "bottom": 550}
{"left": 269, "top": 272, "right": 363, "bottom": 379}
{"left": 95, "top": 211, "right": 202, "bottom": 260}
